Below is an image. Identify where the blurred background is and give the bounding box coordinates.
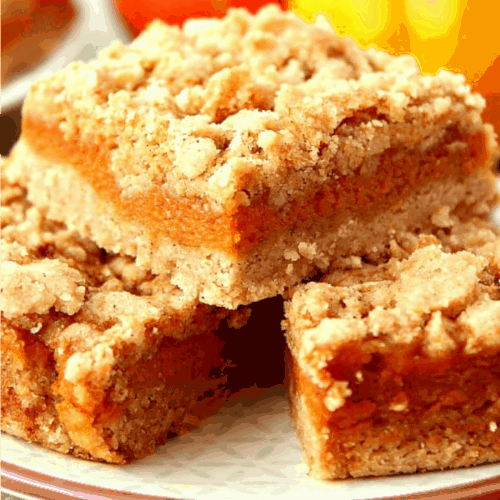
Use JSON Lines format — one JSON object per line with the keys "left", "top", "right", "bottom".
{"left": 1, "top": 0, "right": 131, "bottom": 154}
{"left": 1, "top": 0, "right": 499, "bottom": 154}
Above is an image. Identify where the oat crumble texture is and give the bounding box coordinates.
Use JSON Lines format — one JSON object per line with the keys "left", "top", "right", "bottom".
{"left": 0, "top": 174, "right": 255, "bottom": 464}
{"left": 5, "top": 5, "right": 499, "bottom": 308}
{"left": 284, "top": 232, "right": 500, "bottom": 479}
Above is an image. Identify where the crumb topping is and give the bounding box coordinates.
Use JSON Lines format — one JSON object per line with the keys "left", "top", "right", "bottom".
{"left": 24, "top": 5, "right": 489, "bottom": 211}
{"left": 1, "top": 259, "right": 86, "bottom": 318}
{"left": 285, "top": 233, "right": 500, "bottom": 386}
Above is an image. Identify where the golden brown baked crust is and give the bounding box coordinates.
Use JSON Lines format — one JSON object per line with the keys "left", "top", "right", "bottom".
{"left": 6, "top": 5, "right": 499, "bottom": 307}
{"left": 0, "top": 174, "right": 239, "bottom": 463}
{"left": 284, "top": 231, "right": 500, "bottom": 479}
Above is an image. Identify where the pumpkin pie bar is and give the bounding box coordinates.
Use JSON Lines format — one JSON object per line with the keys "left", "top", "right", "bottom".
{"left": 284, "top": 229, "right": 500, "bottom": 479}
{"left": 1, "top": 173, "right": 253, "bottom": 464}
{"left": 5, "top": 5, "right": 499, "bottom": 308}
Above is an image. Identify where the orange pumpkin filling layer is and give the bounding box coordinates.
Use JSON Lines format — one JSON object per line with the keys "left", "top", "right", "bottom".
{"left": 289, "top": 349, "right": 500, "bottom": 477}
{"left": 24, "top": 118, "right": 489, "bottom": 256}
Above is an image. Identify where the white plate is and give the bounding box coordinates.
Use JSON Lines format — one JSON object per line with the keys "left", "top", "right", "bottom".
{"left": 1, "top": 0, "right": 131, "bottom": 112}
{"left": 3, "top": 386, "right": 500, "bottom": 500}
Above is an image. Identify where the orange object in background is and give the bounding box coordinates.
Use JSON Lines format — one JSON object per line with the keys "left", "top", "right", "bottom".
{"left": 115, "top": 0, "right": 285, "bottom": 35}
{"left": 473, "top": 56, "right": 500, "bottom": 144}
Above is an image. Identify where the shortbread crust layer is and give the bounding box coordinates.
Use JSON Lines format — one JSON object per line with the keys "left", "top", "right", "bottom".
{"left": 10, "top": 6, "right": 499, "bottom": 307}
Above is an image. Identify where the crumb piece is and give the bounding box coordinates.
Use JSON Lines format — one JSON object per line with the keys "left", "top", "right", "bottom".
{"left": 284, "top": 249, "right": 300, "bottom": 261}
{"left": 324, "top": 381, "right": 352, "bottom": 412}
{"left": 298, "top": 242, "right": 317, "bottom": 260}
{"left": 431, "top": 205, "right": 454, "bottom": 228}
{"left": 226, "top": 306, "right": 252, "bottom": 329}
{"left": 388, "top": 392, "right": 409, "bottom": 412}
{"left": 1, "top": 260, "right": 85, "bottom": 318}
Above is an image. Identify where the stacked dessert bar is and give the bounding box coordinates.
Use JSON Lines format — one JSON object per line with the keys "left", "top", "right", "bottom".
{"left": 2, "top": 5, "right": 500, "bottom": 478}
{"left": 285, "top": 228, "right": 500, "bottom": 478}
